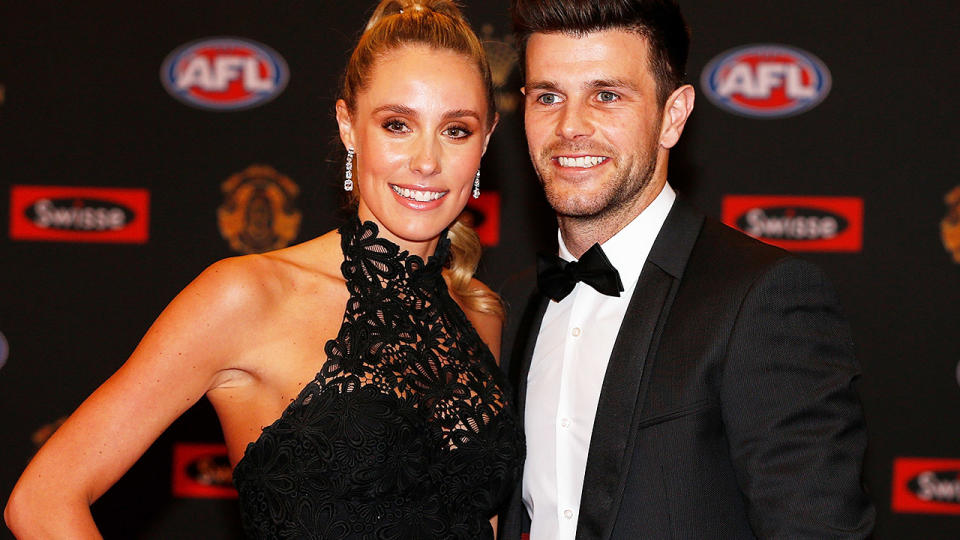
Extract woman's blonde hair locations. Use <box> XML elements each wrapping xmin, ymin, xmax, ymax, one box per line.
<box><xmin>340</xmin><ymin>0</ymin><xmax>503</xmax><ymax>319</ymax></box>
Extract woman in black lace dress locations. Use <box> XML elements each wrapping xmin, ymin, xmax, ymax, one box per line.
<box><xmin>6</xmin><ymin>1</ymin><xmax>523</xmax><ymax>538</ymax></box>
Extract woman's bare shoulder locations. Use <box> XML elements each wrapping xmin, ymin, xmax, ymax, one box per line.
<box><xmin>194</xmin><ymin>229</ymin><xmax>345</xmax><ymax>313</ymax></box>
<box><xmin>260</xmin><ymin>229</ymin><xmax>345</xmax><ymax>285</ymax></box>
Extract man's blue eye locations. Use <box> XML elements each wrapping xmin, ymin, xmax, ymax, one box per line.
<box><xmin>538</xmin><ymin>94</ymin><xmax>559</xmax><ymax>105</ymax></box>
<box><xmin>598</xmin><ymin>91</ymin><xmax>618</xmax><ymax>102</ymax></box>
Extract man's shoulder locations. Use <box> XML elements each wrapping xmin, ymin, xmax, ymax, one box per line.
<box><xmin>700</xmin><ymin>214</ymin><xmax>790</xmax><ymax>260</ymax></box>
<box><xmin>692</xmin><ymin>202</ymin><xmax>785</xmax><ymax>251</ymax></box>
<box><xmin>677</xmin><ymin>212</ymin><xmax>844</xmax><ymax>310</ymax></box>
<box><xmin>659</xmin><ymin>198</ymin><xmax>793</xmax><ymax>276</ymax></box>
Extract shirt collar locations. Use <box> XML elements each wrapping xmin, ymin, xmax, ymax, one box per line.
<box><xmin>557</xmin><ymin>182</ymin><xmax>676</xmax><ymax>290</ymax></box>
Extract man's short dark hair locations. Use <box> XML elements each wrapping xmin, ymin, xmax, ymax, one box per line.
<box><xmin>512</xmin><ymin>0</ymin><xmax>690</xmax><ymax>105</ymax></box>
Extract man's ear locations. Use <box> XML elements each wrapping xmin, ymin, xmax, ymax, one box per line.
<box><xmin>335</xmin><ymin>99</ymin><xmax>355</xmax><ymax>150</ymax></box>
<box><xmin>659</xmin><ymin>84</ymin><xmax>695</xmax><ymax>149</ymax></box>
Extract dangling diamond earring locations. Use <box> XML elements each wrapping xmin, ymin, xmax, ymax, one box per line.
<box><xmin>473</xmin><ymin>169</ymin><xmax>480</xmax><ymax>199</ymax></box>
<box><xmin>344</xmin><ymin>148</ymin><xmax>355</xmax><ymax>192</ymax></box>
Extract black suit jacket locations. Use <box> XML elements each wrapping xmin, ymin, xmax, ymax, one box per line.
<box><xmin>498</xmin><ymin>199</ymin><xmax>874</xmax><ymax>539</ymax></box>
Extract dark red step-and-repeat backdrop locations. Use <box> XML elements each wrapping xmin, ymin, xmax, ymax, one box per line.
<box><xmin>2</xmin><ymin>2</ymin><xmax>958</xmax><ymax>538</ymax></box>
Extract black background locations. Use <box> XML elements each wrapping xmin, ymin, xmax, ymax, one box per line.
<box><xmin>2</xmin><ymin>1</ymin><xmax>959</xmax><ymax>538</ymax></box>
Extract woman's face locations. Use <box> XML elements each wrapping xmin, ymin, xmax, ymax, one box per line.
<box><xmin>337</xmin><ymin>45</ymin><xmax>495</xmax><ymax>255</ymax></box>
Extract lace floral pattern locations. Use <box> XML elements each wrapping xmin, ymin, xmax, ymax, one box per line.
<box><xmin>233</xmin><ymin>216</ymin><xmax>523</xmax><ymax>539</ymax></box>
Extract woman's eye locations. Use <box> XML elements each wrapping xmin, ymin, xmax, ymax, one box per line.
<box><xmin>598</xmin><ymin>91</ymin><xmax>619</xmax><ymax>102</ymax></box>
<box><xmin>383</xmin><ymin>120</ymin><xmax>409</xmax><ymax>133</ymax></box>
<box><xmin>444</xmin><ymin>126</ymin><xmax>472</xmax><ymax>139</ymax></box>
<box><xmin>537</xmin><ymin>93</ymin><xmax>561</xmax><ymax>105</ymax></box>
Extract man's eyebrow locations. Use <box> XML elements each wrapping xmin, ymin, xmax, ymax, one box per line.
<box><xmin>587</xmin><ymin>78</ymin><xmax>640</xmax><ymax>92</ymax></box>
<box><xmin>525</xmin><ymin>80</ymin><xmax>561</xmax><ymax>92</ymax></box>
<box><xmin>525</xmin><ymin>79</ymin><xmax>640</xmax><ymax>93</ymax></box>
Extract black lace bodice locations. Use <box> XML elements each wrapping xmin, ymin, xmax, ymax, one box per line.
<box><xmin>232</xmin><ymin>216</ymin><xmax>523</xmax><ymax>539</ymax></box>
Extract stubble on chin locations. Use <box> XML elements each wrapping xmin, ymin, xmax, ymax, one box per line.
<box><xmin>536</xmin><ymin>152</ymin><xmax>660</xmax><ymax>252</ymax></box>
<box><xmin>532</xmin><ymin>147</ymin><xmax>613</xmax><ymax>218</ymax></box>
<box><xmin>536</xmin><ymin>153</ymin><xmax>652</xmax><ymax>219</ymax></box>
<box><xmin>542</xmin><ymin>181</ymin><xmax>611</xmax><ymax>219</ymax></box>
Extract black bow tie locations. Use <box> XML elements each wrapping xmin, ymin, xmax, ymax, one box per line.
<box><xmin>537</xmin><ymin>243</ymin><xmax>624</xmax><ymax>302</ymax></box>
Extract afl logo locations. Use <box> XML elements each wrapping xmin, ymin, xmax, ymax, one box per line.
<box><xmin>701</xmin><ymin>44</ymin><xmax>831</xmax><ymax>118</ymax></box>
<box><xmin>161</xmin><ymin>37</ymin><xmax>289</xmax><ymax>111</ymax></box>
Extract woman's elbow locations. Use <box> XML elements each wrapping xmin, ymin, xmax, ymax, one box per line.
<box><xmin>4</xmin><ymin>480</ymin><xmax>68</xmax><ymax>537</ymax></box>
<box><xmin>4</xmin><ymin>484</ymin><xmax>32</xmax><ymax>537</ymax></box>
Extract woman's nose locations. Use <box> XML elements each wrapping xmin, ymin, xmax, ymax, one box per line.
<box><xmin>410</xmin><ymin>136</ymin><xmax>441</xmax><ymax>176</ymax></box>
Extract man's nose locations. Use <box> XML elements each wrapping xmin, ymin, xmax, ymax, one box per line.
<box><xmin>556</xmin><ymin>100</ymin><xmax>594</xmax><ymax>140</ymax></box>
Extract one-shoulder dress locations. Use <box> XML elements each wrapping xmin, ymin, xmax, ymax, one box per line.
<box><xmin>232</xmin><ymin>216</ymin><xmax>524</xmax><ymax>539</ymax></box>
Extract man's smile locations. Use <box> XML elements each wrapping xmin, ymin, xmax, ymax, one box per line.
<box><xmin>556</xmin><ymin>155</ymin><xmax>609</xmax><ymax>168</ymax></box>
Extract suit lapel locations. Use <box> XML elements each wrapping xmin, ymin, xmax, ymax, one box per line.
<box><xmin>500</xmin><ymin>287</ymin><xmax>549</xmax><ymax>539</ymax></box>
<box><xmin>575</xmin><ymin>198</ymin><xmax>705</xmax><ymax>540</ymax></box>
<box><xmin>574</xmin><ymin>262</ymin><xmax>674</xmax><ymax>540</ymax></box>
<box><xmin>516</xmin><ymin>294</ymin><xmax>549</xmax><ymax>421</ymax></box>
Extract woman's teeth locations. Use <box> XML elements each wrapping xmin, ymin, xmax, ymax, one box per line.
<box><xmin>391</xmin><ymin>185</ymin><xmax>446</xmax><ymax>202</ymax></box>
<box><xmin>557</xmin><ymin>156</ymin><xmax>607</xmax><ymax>168</ymax></box>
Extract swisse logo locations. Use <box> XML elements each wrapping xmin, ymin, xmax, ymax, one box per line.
<box><xmin>702</xmin><ymin>44</ymin><xmax>831</xmax><ymax>118</ymax></box>
<box><xmin>26</xmin><ymin>198</ymin><xmax>134</xmax><ymax>231</ymax></box>
<box><xmin>738</xmin><ymin>207</ymin><xmax>847</xmax><ymax>241</ymax></box>
<box><xmin>161</xmin><ymin>37</ymin><xmax>289</xmax><ymax>111</ymax></box>
<box><xmin>722</xmin><ymin>195</ymin><xmax>863</xmax><ymax>252</ymax></box>
<box><xmin>10</xmin><ymin>186</ymin><xmax>149</xmax><ymax>243</ymax></box>
<box><xmin>893</xmin><ymin>458</ymin><xmax>960</xmax><ymax>514</ymax></box>
<box><xmin>172</xmin><ymin>443</ymin><xmax>237</xmax><ymax>499</ymax></box>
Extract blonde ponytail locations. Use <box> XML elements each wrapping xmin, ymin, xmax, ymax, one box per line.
<box><xmin>447</xmin><ymin>218</ymin><xmax>505</xmax><ymax>320</ymax></box>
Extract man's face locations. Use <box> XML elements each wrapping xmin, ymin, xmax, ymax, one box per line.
<box><xmin>523</xmin><ymin>30</ymin><xmax>666</xmax><ymax>221</ymax></box>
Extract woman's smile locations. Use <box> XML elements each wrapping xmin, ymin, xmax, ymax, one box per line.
<box><xmin>389</xmin><ymin>184</ymin><xmax>448</xmax><ymax>202</ymax></box>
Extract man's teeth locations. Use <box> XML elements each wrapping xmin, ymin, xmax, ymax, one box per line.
<box><xmin>391</xmin><ymin>185</ymin><xmax>445</xmax><ymax>202</ymax></box>
<box><xmin>558</xmin><ymin>156</ymin><xmax>607</xmax><ymax>168</ymax></box>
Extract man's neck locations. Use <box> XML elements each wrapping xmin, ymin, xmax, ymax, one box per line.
<box><xmin>558</xmin><ymin>182</ymin><xmax>666</xmax><ymax>258</ymax></box>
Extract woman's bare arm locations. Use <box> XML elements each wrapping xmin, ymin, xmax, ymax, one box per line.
<box><xmin>4</xmin><ymin>257</ymin><xmax>268</xmax><ymax>538</ymax></box>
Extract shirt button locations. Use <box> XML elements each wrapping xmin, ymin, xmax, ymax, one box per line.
<box><xmin>571</xmin><ymin>327</ymin><xmax>581</xmax><ymax>337</ymax></box>
<box><xmin>564</xmin><ymin>509</ymin><xmax>574</xmax><ymax>519</ymax></box>
<box><xmin>560</xmin><ymin>418</ymin><xmax>570</xmax><ymax>428</ymax></box>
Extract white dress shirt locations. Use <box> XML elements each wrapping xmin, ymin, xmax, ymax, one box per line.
<box><xmin>522</xmin><ymin>183</ymin><xmax>676</xmax><ymax>539</ymax></box>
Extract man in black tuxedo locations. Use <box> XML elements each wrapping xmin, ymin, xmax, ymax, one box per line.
<box><xmin>498</xmin><ymin>1</ymin><xmax>875</xmax><ymax>538</ymax></box>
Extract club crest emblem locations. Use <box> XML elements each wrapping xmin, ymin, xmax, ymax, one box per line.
<box><xmin>217</xmin><ymin>165</ymin><xmax>301</xmax><ymax>254</ymax></box>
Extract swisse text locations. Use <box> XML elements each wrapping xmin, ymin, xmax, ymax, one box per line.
<box><xmin>26</xmin><ymin>198</ymin><xmax>133</xmax><ymax>231</ymax></box>
<box><xmin>910</xmin><ymin>472</ymin><xmax>960</xmax><ymax>503</ymax></box>
<box><xmin>739</xmin><ymin>208</ymin><xmax>846</xmax><ymax>240</ymax></box>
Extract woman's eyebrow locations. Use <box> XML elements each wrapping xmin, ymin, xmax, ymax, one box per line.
<box><xmin>442</xmin><ymin>109</ymin><xmax>481</xmax><ymax>121</ymax></box>
<box><xmin>372</xmin><ymin>104</ymin><xmax>416</xmax><ymax>116</ymax></box>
